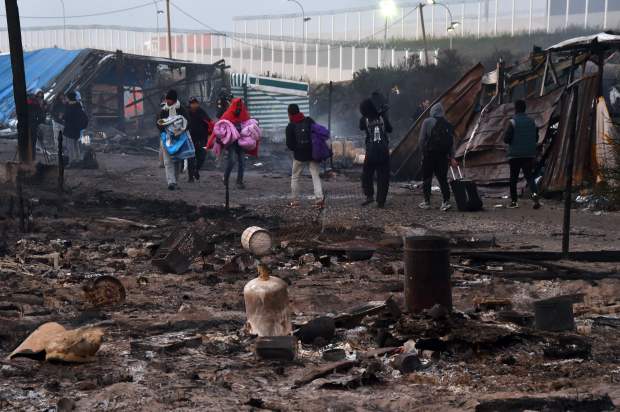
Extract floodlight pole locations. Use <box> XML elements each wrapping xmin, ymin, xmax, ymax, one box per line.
<box><xmin>59</xmin><ymin>0</ymin><xmax>66</xmax><ymax>48</ymax></box>
<box><xmin>166</xmin><ymin>0</ymin><xmax>172</xmax><ymax>58</ymax></box>
<box><xmin>418</xmin><ymin>4</ymin><xmax>429</xmax><ymax>66</ymax></box>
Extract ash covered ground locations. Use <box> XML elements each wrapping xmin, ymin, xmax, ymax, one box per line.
<box><xmin>1</xmin><ymin>139</ymin><xmax>620</xmax><ymax>411</ymax></box>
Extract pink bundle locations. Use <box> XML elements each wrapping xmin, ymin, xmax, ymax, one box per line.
<box><xmin>212</xmin><ymin>119</ymin><xmax>240</xmax><ymax>156</ymax></box>
<box><xmin>238</xmin><ymin>119</ymin><xmax>261</xmax><ymax>151</ymax></box>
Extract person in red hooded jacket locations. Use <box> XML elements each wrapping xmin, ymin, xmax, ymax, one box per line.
<box><xmin>220</xmin><ymin>97</ymin><xmax>250</xmax><ymax>189</ymax></box>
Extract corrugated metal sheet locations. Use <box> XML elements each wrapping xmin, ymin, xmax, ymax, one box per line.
<box><xmin>595</xmin><ymin>97</ymin><xmax>620</xmax><ymax>184</ymax></box>
<box><xmin>390</xmin><ymin>64</ymin><xmax>485</xmax><ymax>181</ymax></box>
<box><xmin>231</xmin><ymin>73</ymin><xmax>309</xmax><ymax>133</ymax></box>
<box><xmin>541</xmin><ymin>76</ymin><xmax>599</xmax><ymax>191</ymax></box>
<box><xmin>457</xmin><ymin>87</ymin><xmax>564</xmax><ymax>184</ymax></box>
<box><xmin>0</xmin><ymin>48</ymin><xmax>82</xmax><ymax>124</ymax></box>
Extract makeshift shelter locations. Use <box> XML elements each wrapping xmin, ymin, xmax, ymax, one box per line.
<box><xmin>390</xmin><ymin>64</ymin><xmax>485</xmax><ymax>181</ymax></box>
<box><xmin>390</xmin><ymin>32</ymin><xmax>620</xmax><ymax>192</ymax></box>
<box><xmin>0</xmin><ymin>48</ymin><xmax>228</xmax><ymax>134</ymax></box>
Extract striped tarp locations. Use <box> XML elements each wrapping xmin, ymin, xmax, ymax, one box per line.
<box><xmin>231</xmin><ymin>73</ymin><xmax>309</xmax><ymax>135</ymax></box>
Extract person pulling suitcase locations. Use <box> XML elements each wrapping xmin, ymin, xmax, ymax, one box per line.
<box><xmin>418</xmin><ymin>103</ymin><xmax>458</xmax><ymax>211</ymax></box>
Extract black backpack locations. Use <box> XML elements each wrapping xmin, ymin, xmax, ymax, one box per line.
<box><xmin>366</xmin><ymin>117</ymin><xmax>389</xmax><ymax>163</ymax></box>
<box><xmin>427</xmin><ymin>117</ymin><xmax>454</xmax><ymax>154</ymax></box>
<box><xmin>294</xmin><ymin>118</ymin><xmax>312</xmax><ymax>149</ymax></box>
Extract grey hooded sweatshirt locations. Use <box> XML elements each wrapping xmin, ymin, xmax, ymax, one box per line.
<box><xmin>419</xmin><ymin>103</ymin><xmax>454</xmax><ymax>158</ymax></box>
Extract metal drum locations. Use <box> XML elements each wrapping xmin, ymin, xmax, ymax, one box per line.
<box><xmin>404</xmin><ymin>236</ymin><xmax>452</xmax><ymax>314</ymax></box>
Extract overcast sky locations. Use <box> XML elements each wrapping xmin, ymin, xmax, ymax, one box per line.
<box><xmin>5</xmin><ymin>0</ymin><xmax>369</xmax><ymax>31</ymax></box>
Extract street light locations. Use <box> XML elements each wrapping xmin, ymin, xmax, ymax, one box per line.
<box><xmin>59</xmin><ymin>0</ymin><xmax>66</xmax><ymax>48</ymax></box>
<box><xmin>152</xmin><ymin>0</ymin><xmax>164</xmax><ymax>56</ymax></box>
<box><xmin>287</xmin><ymin>0</ymin><xmax>310</xmax><ymax>43</ymax></box>
<box><xmin>380</xmin><ymin>0</ymin><xmax>398</xmax><ymax>47</ymax></box>
<box><xmin>425</xmin><ymin>0</ymin><xmax>458</xmax><ymax>49</ymax></box>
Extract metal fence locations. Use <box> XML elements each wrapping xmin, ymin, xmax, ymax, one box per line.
<box><xmin>1</xmin><ymin>26</ymin><xmax>433</xmax><ymax>83</ymax></box>
<box><xmin>234</xmin><ymin>0</ymin><xmax>620</xmax><ymax>42</ymax></box>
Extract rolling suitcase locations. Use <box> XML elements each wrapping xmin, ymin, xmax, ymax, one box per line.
<box><xmin>449</xmin><ymin>167</ymin><xmax>483</xmax><ymax>212</ymax></box>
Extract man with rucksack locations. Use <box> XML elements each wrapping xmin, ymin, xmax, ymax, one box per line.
<box><xmin>418</xmin><ymin>103</ymin><xmax>458</xmax><ymax>211</ymax></box>
<box><xmin>63</xmin><ymin>91</ymin><xmax>89</xmax><ymax>164</ymax></box>
<box><xmin>285</xmin><ymin>104</ymin><xmax>324</xmax><ymax>208</ymax></box>
<box><xmin>504</xmin><ymin>99</ymin><xmax>541</xmax><ymax>209</ymax></box>
<box><xmin>359</xmin><ymin>92</ymin><xmax>392</xmax><ymax>209</ymax></box>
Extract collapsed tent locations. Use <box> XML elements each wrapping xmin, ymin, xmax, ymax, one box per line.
<box><xmin>390</xmin><ymin>32</ymin><xmax>620</xmax><ymax>192</ymax></box>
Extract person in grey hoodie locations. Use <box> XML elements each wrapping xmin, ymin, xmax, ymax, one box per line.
<box><xmin>504</xmin><ymin>99</ymin><xmax>541</xmax><ymax>209</ymax></box>
<box><xmin>418</xmin><ymin>103</ymin><xmax>458</xmax><ymax>211</ymax></box>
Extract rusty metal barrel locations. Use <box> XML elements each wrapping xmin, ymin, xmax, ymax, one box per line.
<box><xmin>404</xmin><ymin>236</ymin><xmax>452</xmax><ymax>313</ymax></box>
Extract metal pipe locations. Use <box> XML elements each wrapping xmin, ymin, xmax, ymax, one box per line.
<box><xmin>565</xmin><ymin>0</ymin><xmax>570</xmax><ymax>30</ymax></box>
<box><xmin>584</xmin><ymin>0</ymin><xmax>589</xmax><ymax>29</ymax></box>
<box><xmin>562</xmin><ymin>86</ymin><xmax>579</xmax><ymax>258</ymax></box>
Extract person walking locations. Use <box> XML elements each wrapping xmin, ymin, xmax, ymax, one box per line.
<box><xmin>26</xmin><ymin>89</ymin><xmax>46</xmax><ymax>159</ymax></box>
<box><xmin>285</xmin><ymin>104</ymin><xmax>324</xmax><ymax>208</ymax></box>
<box><xmin>359</xmin><ymin>92</ymin><xmax>392</xmax><ymax>209</ymax></box>
<box><xmin>157</xmin><ymin>89</ymin><xmax>188</xmax><ymax>190</ymax></box>
<box><xmin>186</xmin><ymin>97</ymin><xmax>211</xmax><ymax>182</ymax></box>
<box><xmin>418</xmin><ymin>103</ymin><xmax>458</xmax><ymax>211</ymax></box>
<box><xmin>504</xmin><ymin>99</ymin><xmax>541</xmax><ymax>209</ymax></box>
<box><xmin>50</xmin><ymin>92</ymin><xmax>67</xmax><ymax>151</ymax></box>
<box><xmin>220</xmin><ymin>98</ymin><xmax>249</xmax><ymax>189</ymax></box>
<box><xmin>63</xmin><ymin>91</ymin><xmax>88</xmax><ymax>164</ymax></box>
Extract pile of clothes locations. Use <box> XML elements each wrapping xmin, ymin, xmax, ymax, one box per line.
<box><xmin>158</xmin><ymin>114</ymin><xmax>196</xmax><ymax>161</ymax></box>
<box><xmin>210</xmin><ymin>98</ymin><xmax>261</xmax><ymax>156</ymax></box>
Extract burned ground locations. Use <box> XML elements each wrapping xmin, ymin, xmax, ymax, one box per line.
<box><xmin>1</xmin><ymin>138</ymin><xmax>620</xmax><ymax>411</ymax></box>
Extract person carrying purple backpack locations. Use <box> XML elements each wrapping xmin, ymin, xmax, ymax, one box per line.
<box><xmin>285</xmin><ymin>104</ymin><xmax>326</xmax><ymax>209</ymax></box>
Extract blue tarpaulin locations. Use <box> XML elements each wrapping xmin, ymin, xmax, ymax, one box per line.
<box><xmin>0</xmin><ymin>48</ymin><xmax>82</xmax><ymax>124</ymax></box>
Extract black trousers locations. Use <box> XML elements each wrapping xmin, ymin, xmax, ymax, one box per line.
<box><xmin>188</xmin><ymin>140</ymin><xmax>206</xmax><ymax>179</ymax></box>
<box><xmin>509</xmin><ymin>157</ymin><xmax>537</xmax><ymax>202</ymax></box>
<box><xmin>421</xmin><ymin>152</ymin><xmax>451</xmax><ymax>203</ymax></box>
<box><xmin>224</xmin><ymin>142</ymin><xmax>245</xmax><ymax>184</ymax></box>
<box><xmin>362</xmin><ymin>158</ymin><xmax>390</xmax><ymax>205</ymax></box>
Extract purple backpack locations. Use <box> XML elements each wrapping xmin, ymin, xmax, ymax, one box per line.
<box><xmin>311</xmin><ymin>123</ymin><xmax>332</xmax><ymax>162</ymax></box>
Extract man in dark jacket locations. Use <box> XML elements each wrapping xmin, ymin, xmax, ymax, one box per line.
<box><xmin>286</xmin><ymin>104</ymin><xmax>324</xmax><ymax>208</ymax></box>
<box><xmin>157</xmin><ymin>89</ymin><xmax>189</xmax><ymax>190</ymax></box>
<box><xmin>418</xmin><ymin>103</ymin><xmax>458</xmax><ymax>211</ymax></box>
<box><xmin>504</xmin><ymin>99</ymin><xmax>541</xmax><ymax>209</ymax></box>
<box><xmin>186</xmin><ymin>97</ymin><xmax>211</xmax><ymax>182</ymax></box>
<box><xmin>359</xmin><ymin>92</ymin><xmax>392</xmax><ymax>208</ymax></box>
<box><xmin>63</xmin><ymin>91</ymin><xmax>87</xmax><ymax>163</ymax></box>
<box><xmin>50</xmin><ymin>92</ymin><xmax>67</xmax><ymax>151</ymax></box>
<box><xmin>26</xmin><ymin>90</ymin><xmax>46</xmax><ymax>159</ymax></box>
